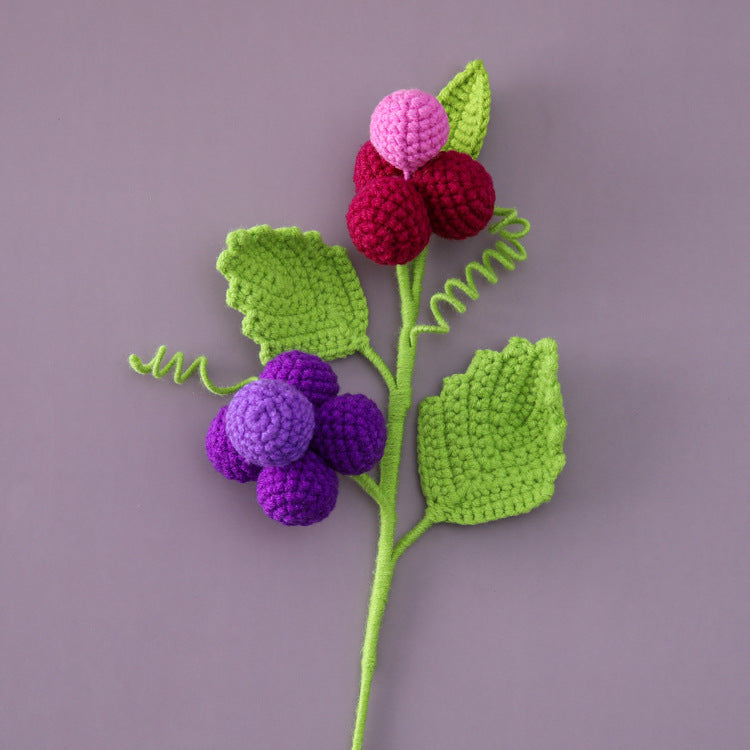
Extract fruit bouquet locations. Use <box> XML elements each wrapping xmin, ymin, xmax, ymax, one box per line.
<box><xmin>129</xmin><ymin>60</ymin><xmax>566</xmax><ymax>749</ymax></box>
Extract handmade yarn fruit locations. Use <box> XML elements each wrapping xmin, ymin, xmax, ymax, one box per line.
<box><xmin>346</xmin><ymin>176</ymin><xmax>431</xmax><ymax>265</ymax></box>
<box><xmin>313</xmin><ymin>394</ymin><xmax>387</xmax><ymax>475</ymax></box>
<box><xmin>206</xmin><ymin>351</ymin><xmax>387</xmax><ymax>526</ymax></box>
<box><xmin>256</xmin><ymin>451</ymin><xmax>338</xmax><ymax>527</ymax></box>
<box><xmin>225</xmin><ymin>379</ymin><xmax>315</xmax><ymax>467</ymax></box>
<box><xmin>206</xmin><ymin>405</ymin><xmax>262</xmax><ymax>483</ymax></box>
<box><xmin>369</xmin><ymin>89</ymin><xmax>449</xmax><ymax>177</ymax></box>
<box><xmin>412</xmin><ymin>150</ymin><xmax>495</xmax><ymax>239</ymax></box>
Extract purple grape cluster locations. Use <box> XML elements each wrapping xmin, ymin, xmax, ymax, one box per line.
<box><xmin>206</xmin><ymin>351</ymin><xmax>387</xmax><ymax>526</ymax></box>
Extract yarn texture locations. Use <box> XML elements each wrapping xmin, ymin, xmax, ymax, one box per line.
<box><xmin>206</xmin><ymin>406</ymin><xmax>261</xmax><ymax>482</ymax></box>
<box><xmin>313</xmin><ymin>394</ymin><xmax>387</xmax><ymax>476</ymax></box>
<box><xmin>217</xmin><ymin>226</ymin><xmax>369</xmax><ymax>363</ymax></box>
<box><xmin>226</xmin><ymin>379</ymin><xmax>315</xmax><ymax>467</ymax></box>
<box><xmin>128</xmin><ymin>59</ymin><xmax>567</xmax><ymax>750</ymax></box>
<box><xmin>346</xmin><ymin>176</ymin><xmax>431</xmax><ymax>265</ymax></box>
<box><xmin>261</xmin><ymin>350</ymin><xmax>339</xmax><ymax>407</ymax></box>
<box><xmin>257</xmin><ymin>451</ymin><xmax>338</xmax><ymax>526</ymax></box>
<box><xmin>437</xmin><ymin>58</ymin><xmax>491</xmax><ymax>160</ymax></box>
<box><xmin>412</xmin><ymin>150</ymin><xmax>495</xmax><ymax>239</ymax></box>
<box><xmin>211</xmin><ymin>351</ymin><xmax>386</xmax><ymax>526</ymax></box>
<box><xmin>417</xmin><ymin>339</ymin><xmax>567</xmax><ymax>524</ymax></box>
<box><xmin>369</xmin><ymin>89</ymin><xmax>449</xmax><ymax>176</ymax></box>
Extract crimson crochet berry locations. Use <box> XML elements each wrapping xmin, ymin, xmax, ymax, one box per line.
<box><xmin>353</xmin><ymin>141</ymin><xmax>401</xmax><ymax>193</ymax></box>
<box><xmin>206</xmin><ymin>406</ymin><xmax>261</xmax><ymax>483</ymax></box>
<box><xmin>257</xmin><ymin>451</ymin><xmax>338</xmax><ymax>526</ymax></box>
<box><xmin>313</xmin><ymin>394</ymin><xmax>387</xmax><ymax>475</ymax></box>
<box><xmin>346</xmin><ymin>176</ymin><xmax>431</xmax><ymax>265</ymax></box>
<box><xmin>412</xmin><ymin>150</ymin><xmax>495</xmax><ymax>239</ymax></box>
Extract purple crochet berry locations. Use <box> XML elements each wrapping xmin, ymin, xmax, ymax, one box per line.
<box><xmin>225</xmin><ymin>380</ymin><xmax>314</xmax><ymax>467</ymax></box>
<box><xmin>261</xmin><ymin>351</ymin><xmax>339</xmax><ymax>407</ymax></box>
<box><xmin>205</xmin><ymin>406</ymin><xmax>261</xmax><ymax>482</ymax></box>
<box><xmin>312</xmin><ymin>394</ymin><xmax>386</xmax><ymax>475</ymax></box>
<box><xmin>257</xmin><ymin>451</ymin><xmax>338</xmax><ymax>526</ymax></box>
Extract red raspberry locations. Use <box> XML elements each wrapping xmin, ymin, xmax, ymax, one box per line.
<box><xmin>353</xmin><ymin>141</ymin><xmax>402</xmax><ymax>192</ymax></box>
<box><xmin>412</xmin><ymin>151</ymin><xmax>495</xmax><ymax>240</ymax></box>
<box><xmin>346</xmin><ymin>176</ymin><xmax>431</xmax><ymax>265</ymax></box>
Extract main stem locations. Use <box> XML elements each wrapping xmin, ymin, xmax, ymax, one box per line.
<box><xmin>351</xmin><ymin>257</ymin><xmax>425</xmax><ymax>750</ymax></box>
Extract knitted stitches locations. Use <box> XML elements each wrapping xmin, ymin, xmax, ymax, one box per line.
<box><xmin>226</xmin><ymin>379</ymin><xmax>315</xmax><ymax>467</ymax></box>
<box><xmin>206</xmin><ymin>406</ymin><xmax>262</xmax><ymax>482</ymax></box>
<box><xmin>313</xmin><ymin>394</ymin><xmax>387</xmax><ymax>476</ymax></box>
<box><xmin>369</xmin><ymin>89</ymin><xmax>449</xmax><ymax>176</ymax></box>
<box><xmin>128</xmin><ymin>59</ymin><xmax>567</xmax><ymax>750</ymax></box>
<box><xmin>346</xmin><ymin>177</ymin><xmax>431</xmax><ymax>265</ymax></box>
<box><xmin>417</xmin><ymin>339</ymin><xmax>566</xmax><ymax>524</ymax></box>
<box><xmin>217</xmin><ymin>226</ymin><xmax>369</xmax><ymax>363</ymax></box>
<box><xmin>257</xmin><ymin>451</ymin><xmax>338</xmax><ymax>526</ymax></box>
<box><xmin>209</xmin><ymin>351</ymin><xmax>386</xmax><ymax>526</ymax></box>
<box><xmin>412</xmin><ymin>150</ymin><xmax>495</xmax><ymax>239</ymax></box>
<box><xmin>437</xmin><ymin>59</ymin><xmax>491</xmax><ymax>160</ymax></box>
<box><xmin>261</xmin><ymin>350</ymin><xmax>339</xmax><ymax>407</ymax></box>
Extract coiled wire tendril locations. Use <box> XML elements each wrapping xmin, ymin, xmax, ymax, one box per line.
<box><xmin>411</xmin><ymin>207</ymin><xmax>529</xmax><ymax>342</ymax></box>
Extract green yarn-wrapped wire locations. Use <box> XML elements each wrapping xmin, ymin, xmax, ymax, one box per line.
<box><xmin>128</xmin><ymin>345</ymin><xmax>256</xmax><ymax>395</ymax></box>
<box><xmin>411</xmin><ymin>207</ymin><xmax>529</xmax><ymax>342</ymax></box>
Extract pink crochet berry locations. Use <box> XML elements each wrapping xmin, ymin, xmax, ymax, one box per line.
<box><xmin>353</xmin><ymin>141</ymin><xmax>402</xmax><ymax>192</ymax></box>
<box><xmin>369</xmin><ymin>89</ymin><xmax>449</xmax><ymax>178</ymax></box>
<box><xmin>346</xmin><ymin>176</ymin><xmax>431</xmax><ymax>265</ymax></box>
<box><xmin>412</xmin><ymin>150</ymin><xmax>495</xmax><ymax>239</ymax></box>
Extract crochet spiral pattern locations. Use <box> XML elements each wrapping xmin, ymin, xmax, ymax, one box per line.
<box><xmin>207</xmin><ymin>350</ymin><xmax>386</xmax><ymax>526</ymax></box>
<box><xmin>128</xmin><ymin>60</ymin><xmax>566</xmax><ymax>750</ymax></box>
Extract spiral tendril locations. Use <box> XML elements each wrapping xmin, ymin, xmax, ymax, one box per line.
<box><xmin>128</xmin><ymin>345</ymin><xmax>256</xmax><ymax>396</ymax></box>
<box><xmin>410</xmin><ymin>207</ymin><xmax>530</xmax><ymax>342</ymax></box>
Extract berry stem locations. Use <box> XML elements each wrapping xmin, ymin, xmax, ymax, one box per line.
<box><xmin>359</xmin><ymin>341</ymin><xmax>396</xmax><ymax>391</ymax></box>
<box><xmin>351</xmin><ymin>249</ymin><xmax>431</xmax><ymax>750</ymax></box>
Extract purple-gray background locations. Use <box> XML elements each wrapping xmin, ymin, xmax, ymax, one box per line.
<box><xmin>2</xmin><ymin>1</ymin><xmax>749</xmax><ymax>748</ymax></box>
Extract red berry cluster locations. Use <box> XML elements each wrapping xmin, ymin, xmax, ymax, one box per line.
<box><xmin>346</xmin><ymin>141</ymin><xmax>496</xmax><ymax>266</ymax></box>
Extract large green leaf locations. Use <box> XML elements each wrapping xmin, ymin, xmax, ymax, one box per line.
<box><xmin>437</xmin><ymin>59</ymin><xmax>491</xmax><ymax>160</ymax></box>
<box><xmin>417</xmin><ymin>338</ymin><xmax>566</xmax><ymax>525</ymax></box>
<box><xmin>217</xmin><ymin>226</ymin><xmax>369</xmax><ymax>363</ymax></box>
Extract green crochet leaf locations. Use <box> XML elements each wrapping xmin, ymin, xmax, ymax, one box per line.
<box><xmin>417</xmin><ymin>338</ymin><xmax>566</xmax><ymax>525</ymax></box>
<box><xmin>437</xmin><ymin>59</ymin><xmax>491</xmax><ymax>160</ymax></box>
<box><xmin>217</xmin><ymin>226</ymin><xmax>369</xmax><ymax>364</ymax></box>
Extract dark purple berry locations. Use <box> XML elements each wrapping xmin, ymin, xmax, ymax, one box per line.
<box><xmin>256</xmin><ymin>451</ymin><xmax>338</xmax><ymax>526</ymax></box>
<box><xmin>312</xmin><ymin>394</ymin><xmax>386</xmax><ymax>475</ymax></box>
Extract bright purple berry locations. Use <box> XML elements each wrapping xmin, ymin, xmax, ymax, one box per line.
<box><xmin>312</xmin><ymin>394</ymin><xmax>386</xmax><ymax>475</ymax></box>
<box><xmin>261</xmin><ymin>351</ymin><xmax>339</xmax><ymax>407</ymax></box>
<box><xmin>257</xmin><ymin>451</ymin><xmax>338</xmax><ymax>526</ymax></box>
<box><xmin>206</xmin><ymin>406</ymin><xmax>261</xmax><ymax>482</ymax></box>
<box><xmin>225</xmin><ymin>380</ymin><xmax>314</xmax><ymax>467</ymax></box>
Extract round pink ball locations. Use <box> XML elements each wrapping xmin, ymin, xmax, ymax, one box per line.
<box><xmin>369</xmin><ymin>89</ymin><xmax>449</xmax><ymax>176</ymax></box>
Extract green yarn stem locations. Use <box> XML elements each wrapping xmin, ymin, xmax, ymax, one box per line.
<box><xmin>128</xmin><ymin>346</ymin><xmax>257</xmax><ymax>396</ymax></box>
<box><xmin>352</xmin><ymin>249</ymin><xmax>434</xmax><ymax>750</ymax></box>
<box><xmin>359</xmin><ymin>341</ymin><xmax>396</xmax><ymax>391</ymax></box>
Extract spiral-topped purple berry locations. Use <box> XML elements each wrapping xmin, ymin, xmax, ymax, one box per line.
<box><xmin>206</xmin><ymin>351</ymin><xmax>387</xmax><ymax>527</ymax></box>
<box><xmin>225</xmin><ymin>379</ymin><xmax>315</xmax><ymax>467</ymax></box>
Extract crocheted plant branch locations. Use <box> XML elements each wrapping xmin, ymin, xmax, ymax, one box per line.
<box><xmin>129</xmin><ymin>60</ymin><xmax>566</xmax><ymax>749</ymax></box>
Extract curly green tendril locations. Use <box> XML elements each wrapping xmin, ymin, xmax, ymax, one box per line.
<box><xmin>128</xmin><ymin>345</ymin><xmax>257</xmax><ymax>395</ymax></box>
<box><xmin>411</xmin><ymin>207</ymin><xmax>529</xmax><ymax>342</ymax></box>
